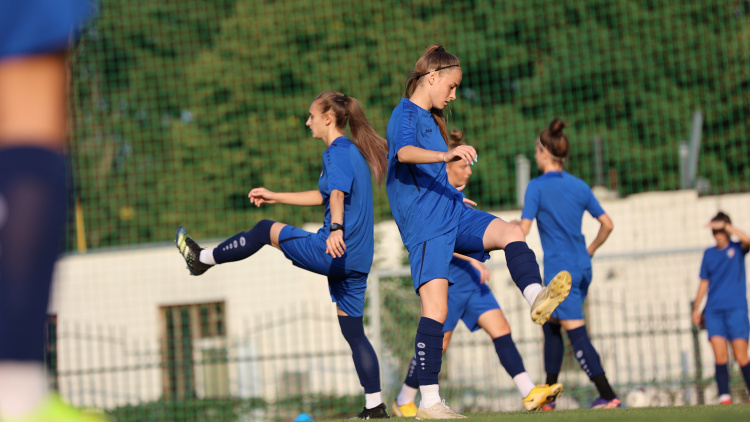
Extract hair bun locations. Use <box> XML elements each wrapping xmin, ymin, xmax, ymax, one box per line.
<box><xmin>549</xmin><ymin>118</ymin><xmax>566</xmax><ymax>136</ymax></box>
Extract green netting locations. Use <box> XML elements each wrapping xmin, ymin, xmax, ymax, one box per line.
<box><xmin>69</xmin><ymin>0</ymin><xmax>750</xmax><ymax>250</ymax></box>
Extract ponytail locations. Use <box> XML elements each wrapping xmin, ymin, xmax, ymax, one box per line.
<box><xmin>314</xmin><ymin>91</ymin><xmax>388</xmax><ymax>185</ymax></box>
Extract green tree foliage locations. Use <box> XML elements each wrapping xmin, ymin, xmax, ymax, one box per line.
<box><xmin>69</xmin><ymin>0</ymin><xmax>750</xmax><ymax>249</ymax></box>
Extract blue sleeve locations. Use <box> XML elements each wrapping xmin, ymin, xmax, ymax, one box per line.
<box><xmin>521</xmin><ymin>180</ymin><xmax>540</xmax><ymax>220</ymax></box>
<box><xmin>392</xmin><ymin>104</ymin><xmax>418</xmax><ymax>156</ymax></box>
<box><xmin>733</xmin><ymin>241</ymin><xmax>749</xmax><ymax>256</ymax></box>
<box><xmin>326</xmin><ymin>147</ymin><xmax>354</xmax><ymax>195</ymax></box>
<box><xmin>585</xmin><ymin>188</ymin><xmax>605</xmax><ymax>219</ymax></box>
<box><xmin>699</xmin><ymin>251</ymin><xmax>710</xmax><ymax>280</ymax></box>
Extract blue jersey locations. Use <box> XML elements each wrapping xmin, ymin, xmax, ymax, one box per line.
<box><xmin>699</xmin><ymin>241</ymin><xmax>748</xmax><ymax>312</ymax></box>
<box><xmin>522</xmin><ymin>171</ymin><xmax>605</xmax><ymax>272</ymax></box>
<box><xmin>386</xmin><ymin>98</ymin><xmax>464</xmax><ymax>249</ymax></box>
<box><xmin>1</xmin><ymin>0</ymin><xmax>91</xmax><ymax>59</ymax></box>
<box><xmin>317</xmin><ymin>137</ymin><xmax>374</xmax><ymax>274</ymax></box>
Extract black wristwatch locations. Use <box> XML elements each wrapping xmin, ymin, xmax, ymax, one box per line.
<box><xmin>330</xmin><ymin>223</ymin><xmax>345</xmax><ymax>232</ymax></box>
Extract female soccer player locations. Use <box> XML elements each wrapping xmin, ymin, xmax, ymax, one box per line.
<box><xmin>176</xmin><ymin>91</ymin><xmax>390</xmax><ymax>419</ymax></box>
<box><xmin>0</xmin><ymin>2</ymin><xmax>105</xmax><ymax>422</ymax></box>
<box><xmin>386</xmin><ymin>44</ymin><xmax>571</xmax><ymax>419</ymax></box>
<box><xmin>518</xmin><ymin>118</ymin><xmax>619</xmax><ymax>409</ymax></box>
<box><xmin>691</xmin><ymin>212</ymin><xmax>750</xmax><ymax>404</ymax></box>
<box><xmin>391</xmin><ymin>130</ymin><xmax>563</xmax><ymax>417</ymax></box>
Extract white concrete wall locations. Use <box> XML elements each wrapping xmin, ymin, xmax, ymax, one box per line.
<box><xmin>48</xmin><ymin>190</ymin><xmax>750</xmax><ymax>408</ymax></box>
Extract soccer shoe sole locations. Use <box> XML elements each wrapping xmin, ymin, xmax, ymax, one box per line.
<box><xmin>523</xmin><ymin>383</ymin><xmax>564</xmax><ymax>411</ymax></box>
<box><xmin>531</xmin><ymin>270</ymin><xmax>572</xmax><ymax>325</ymax></box>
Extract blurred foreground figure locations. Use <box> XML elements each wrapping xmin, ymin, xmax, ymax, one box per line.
<box><xmin>0</xmin><ymin>1</ymin><xmax>107</xmax><ymax>421</ymax></box>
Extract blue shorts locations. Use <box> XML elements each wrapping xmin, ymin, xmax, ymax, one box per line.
<box><xmin>407</xmin><ymin>207</ymin><xmax>496</xmax><ymax>292</ymax></box>
<box><xmin>0</xmin><ymin>0</ymin><xmax>91</xmax><ymax>59</ymax></box>
<box><xmin>444</xmin><ymin>282</ymin><xmax>500</xmax><ymax>333</ymax></box>
<box><xmin>546</xmin><ymin>267</ymin><xmax>591</xmax><ymax>320</ymax></box>
<box><xmin>278</xmin><ymin>225</ymin><xmax>368</xmax><ymax>317</ymax></box>
<box><xmin>704</xmin><ymin>308</ymin><xmax>750</xmax><ymax>341</ymax></box>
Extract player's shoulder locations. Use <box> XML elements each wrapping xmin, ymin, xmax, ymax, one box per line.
<box><xmin>562</xmin><ymin>171</ymin><xmax>589</xmax><ymax>186</ymax></box>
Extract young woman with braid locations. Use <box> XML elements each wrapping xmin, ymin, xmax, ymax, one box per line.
<box><xmin>176</xmin><ymin>91</ymin><xmax>390</xmax><ymax>419</ymax></box>
<box><xmin>386</xmin><ymin>44</ymin><xmax>571</xmax><ymax>419</ymax></box>
<box><xmin>518</xmin><ymin>118</ymin><xmax>620</xmax><ymax>409</ymax></box>
<box><xmin>391</xmin><ymin>129</ymin><xmax>563</xmax><ymax>417</ymax></box>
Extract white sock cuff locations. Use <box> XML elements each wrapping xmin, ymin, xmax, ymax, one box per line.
<box><xmin>397</xmin><ymin>385</ymin><xmax>419</xmax><ymax>406</ymax></box>
<box><xmin>365</xmin><ymin>392</ymin><xmax>382</xmax><ymax>409</ymax></box>
<box><xmin>420</xmin><ymin>384</ymin><xmax>441</xmax><ymax>408</ymax></box>
<box><xmin>200</xmin><ymin>248</ymin><xmax>216</xmax><ymax>265</ymax></box>
<box><xmin>512</xmin><ymin>372</ymin><xmax>535</xmax><ymax>398</ymax></box>
<box><xmin>523</xmin><ymin>284</ymin><xmax>543</xmax><ymax>307</ymax></box>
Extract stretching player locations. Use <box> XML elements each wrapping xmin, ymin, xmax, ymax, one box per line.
<box><xmin>691</xmin><ymin>212</ymin><xmax>750</xmax><ymax>404</ymax></box>
<box><xmin>0</xmin><ymin>2</ymin><xmax>106</xmax><ymax>422</ymax></box>
<box><xmin>391</xmin><ymin>130</ymin><xmax>563</xmax><ymax>417</ymax></box>
<box><xmin>386</xmin><ymin>44</ymin><xmax>571</xmax><ymax>419</ymax></box>
<box><xmin>176</xmin><ymin>91</ymin><xmax>390</xmax><ymax>419</ymax></box>
<box><xmin>518</xmin><ymin>118</ymin><xmax>619</xmax><ymax>409</ymax></box>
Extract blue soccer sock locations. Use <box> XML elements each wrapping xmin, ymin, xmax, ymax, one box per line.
<box><xmin>543</xmin><ymin>322</ymin><xmax>564</xmax><ymax>384</ymax></box>
<box><xmin>567</xmin><ymin>325</ymin><xmax>617</xmax><ymax>399</ymax></box>
<box><xmin>741</xmin><ymin>363</ymin><xmax>750</xmax><ymax>393</ymax></box>
<box><xmin>415</xmin><ymin>317</ymin><xmax>444</xmax><ymax>387</ymax></box>
<box><xmin>493</xmin><ymin>334</ymin><xmax>526</xmax><ymax>378</ymax></box>
<box><xmin>212</xmin><ymin>219</ymin><xmax>274</xmax><ymax>264</ymax></box>
<box><xmin>503</xmin><ymin>241</ymin><xmax>543</xmax><ymax>293</ymax></box>
<box><xmin>404</xmin><ymin>355</ymin><xmax>419</xmax><ymax>388</ymax></box>
<box><xmin>567</xmin><ymin>325</ymin><xmax>604</xmax><ymax>378</ymax></box>
<box><xmin>715</xmin><ymin>363</ymin><xmax>730</xmax><ymax>396</ymax></box>
<box><xmin>0</xmin><ymin>146</ymin><xmax>67</xmax><ymax>362</ymax></box>
<box><xmin>338</xmin><ymin>316</ymin><xmax>381</xmax><ymax>394</ymax></box>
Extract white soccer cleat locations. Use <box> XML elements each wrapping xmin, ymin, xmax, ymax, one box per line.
<box><xmin>531</xmin><ymin>270</ymin><xmax>572</xmax><ymax>324</ymax></box>
<box><xmin>415</xmin><ymin>400</ymin><xmax>466</xmax><ymax>420</ymax></box>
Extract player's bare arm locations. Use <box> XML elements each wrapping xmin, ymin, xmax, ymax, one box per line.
<box><xmin>248</xmin><ymin>187</ymin><xmax>324</xmax><ymax>207</ymax></box>
<box><xmin>587</xmin><ymin>214</ymin><xmax>614</xmax><ymax>257</ymax></box>
<box><xmin>326</xmin><ymin>189</ymin><xmax>346</xmax><ymax>258</ymax></box>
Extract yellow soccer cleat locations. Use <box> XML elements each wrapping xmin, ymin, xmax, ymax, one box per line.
<box><xmin>391</xmin><ymin>400</ymin><xmax>418</xmax><ymax>417</ymax></box>
<box><xmin>3</xmin><ymin>394</ymin><xmax>110</xmax><ymax>422</ymax></box>
<box><xmin>523</xmin><ymin>383</ymin><xmax>564</xmax><ymax>411</ymax></box>
<box><xmin>531</xmin><ymin>271</ymin><xmax>572</xmax><ymax>324</ymax></box>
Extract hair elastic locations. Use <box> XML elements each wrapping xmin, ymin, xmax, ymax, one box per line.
<box><xmin>536</xmin><ymin>137</ymin><xmax>567</xmax><ymax>162</ymax></box>
<box><xmin>417</xmin><ymin>64</ymin><xmax>461</xmax><ymax>78</ymax></box>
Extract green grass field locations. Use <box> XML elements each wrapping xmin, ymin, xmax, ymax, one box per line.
<box><xmin>320</xmin><ymin>404</ymin><xmax>750</xmax><ymax>422</ymax></box>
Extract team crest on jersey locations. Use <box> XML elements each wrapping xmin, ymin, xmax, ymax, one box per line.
<box><xmin>727</xmin><ymin>248</ymin><xmax>735</xmax><ymax>259</ymax></box>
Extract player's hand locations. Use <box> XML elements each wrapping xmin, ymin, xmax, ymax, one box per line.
<box><xmin>469</xmin><ymin>260</ymin><xmax>491</xmax><ymax>284</ymax></box>
<box><xmin>509</xmin><ymin>219</ymin><xmax>521</xmax><ymax>226</ymax></box>
<box><xmin>443</xmin><ymin>144</ymin><xmax>477</xmax><ymax>166</ymax></box>
<box><xmin>462</xmin><ymin>197</ymin><xmax>477</xmax><ymax>207</ymax></box>
<box><xmin>248</xmin><ymin>187</ymin><xmax>277</xmax><ymax>207</ymax></box>
<box><xmin>326</xmin><ymin>230</ymin><xmax>346</xmax><ymax>258</ymax></box>
<box><xmin>707</xmin><ymin>220</ymin><xmax>728</xmax><ymax>232</ymax></box>
<box><xmin>691</xmin><ymin>309</ymin><xmax>702</xmax><ymax>326</ymax></box>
